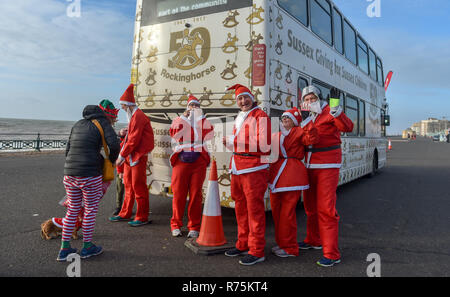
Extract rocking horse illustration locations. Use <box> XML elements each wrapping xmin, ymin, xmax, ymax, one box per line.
<box><xmin>220</xmin><ymin>60</ymin><xmax>238</xmax><ymax>80</ymax></box>
<box><xmin>223</xmin><ymin>10</ymin><xmax>240</xmax><ymax>28</ymax></box>
<box><xmin>145</xmin><ymin>68</ymin><xmax>157</xmax><ymax>86</ymax></box>
<box><xmin>168</xmin><ymin>29</ymin><xmax>205</xmax><ymax>70</ymax></box>
<box><xmin>144</xmin><ymin>91</ymin><xmax>156</xmax><ymax>108</ymax></box>
<box><xmin>199</xmin><ymin>87</ymin><xmax>213</xmax><ymax>107</ymax></box>
<box><xmin>222</xmin><ymin>33</ymin><xmax>239</xmax><ymax>54</ymax></box>
<box><xmin>246</xmin><ymin>4</ymin><xmax>265</xmax><ymax>25</ymax></box>
<box><xmin>161</xmin><ymin>89</ymin><xmax>173</xmax><ymax>107</ymax></box>
<box><xmin>178</xmin><ymin>88</ymin><xmax>191</xmax><ymax>107</ymax></box>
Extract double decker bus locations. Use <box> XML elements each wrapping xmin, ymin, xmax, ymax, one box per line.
<box><xmin>130</xmin><ymin>0</ymin><xmax>390</xmax><ymax>209</ymax></box>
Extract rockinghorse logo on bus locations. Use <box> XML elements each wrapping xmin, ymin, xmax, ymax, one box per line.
<box><xmin>168</xmin><ymin>27</ymin><xmax>211</xmax><ymax>70</ymax></box>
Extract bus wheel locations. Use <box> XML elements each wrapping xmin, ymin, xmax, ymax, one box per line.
<box><xmin>368</xmin><ymin>150</ymin><xmax>378</xmax><ymax>178</ymax></box>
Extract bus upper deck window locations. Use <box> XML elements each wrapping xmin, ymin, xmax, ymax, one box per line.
<box><xmin>357</xmin><ymin>37</ymin><xmax>369</xmax><ymax>74</ymax></box>
<box><xmin>311</xmin><ymin>0</ymin><xmax>332</xmax><ymax>45</ymax></box>
<box><xmin>369</xmin><ymin>49</ymin><xmax>377</xmax><ymax>81</ymax></box>
<box><xmin>344</xmin><ymin>20</ymin><xmax>357</xmax><ymax>65</ymax></box>
<box><xmin>333</xmin><ymin>9</ymin><xmax>343</xmax><ymax>54</ymax></box>
<box><xmin>278</xmin><ymin>0</ymin><xmax>308</xmax><ymax>26</ymax></box>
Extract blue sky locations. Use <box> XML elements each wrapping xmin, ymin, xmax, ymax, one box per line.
<box><xmin>0</xmin><ymin>0</ymin><xmax>449</xmax><ymax>134</ymax></box>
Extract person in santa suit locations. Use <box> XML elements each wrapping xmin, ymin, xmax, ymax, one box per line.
<box><xmin>222</xmin><ymin>84</ymin><xmax>271</xmax><ymax>266</ymax></box>
<box><xmin>269</xmin><ymin>107</ymin><xmax>319</xmax><ymax>258</ymax></box>
<box><xmin>169</xmin><ymin>95</ymin><xmax>214</xmax><ymax>238</ymax></box>
<box><xmin>299</xmin><ymin>86</ymin><xmax>354</xmax><ymax>267</ymax></box>
<box><xmin>109</xmin><ymin>84</ymin><xmax>155</xmax><ymax>227</ymax></box>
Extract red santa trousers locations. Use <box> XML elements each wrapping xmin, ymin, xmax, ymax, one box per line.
<box><xmin>118</xmin><ymin>155</ymin><xmax>149</xmax><ymax>222</ymax></box>
<box><xmin>170</xmin><ymin>157</ymin><xmax>207</xmax><ymax>232</ymax></box>
<box><xmin>303</xmin><ymin>168</ymin><xmax>341</xmax><ymax>260</ymax></box>
<box><xmin>270</xmin><ymin>190</ymin><xmax>301</xmax><ymax>256</ymax></box>
<box><xmin>231</xmin><ymin>169</ymin><xmax>268</xmax><ymax>258</ymax></box>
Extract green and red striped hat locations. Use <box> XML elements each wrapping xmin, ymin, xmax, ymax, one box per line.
<box><xmin>99</xmin><ymin>99</ymin><xmax>119</xmax><ymax>119</ymax></box>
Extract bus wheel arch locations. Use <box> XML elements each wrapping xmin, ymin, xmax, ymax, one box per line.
<box><xmin>369</xmin><ymin>149</ymin><xmax>379</xmax><ymax>177</ymax></box>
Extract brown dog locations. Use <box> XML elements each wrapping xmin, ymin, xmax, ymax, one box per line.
<box><xmin>40</xmin><ymin>218</ymin><xmax>80</xmax><ymax>240</ymax></box>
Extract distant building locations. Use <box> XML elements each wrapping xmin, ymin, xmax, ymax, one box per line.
<box><xmin>409</xmin><ymin>118</ymin><xmax>450</xmax><ymax>136</ymax></box>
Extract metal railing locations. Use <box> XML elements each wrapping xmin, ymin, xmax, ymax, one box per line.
<box><xmin>0</xmin><ymin>133</ymin><xmax>69</xmax><ymax>151</ymax></box>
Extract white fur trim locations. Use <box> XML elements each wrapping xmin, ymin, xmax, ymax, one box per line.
<box><xmin>282</xmin><ymin>112</ymin><xmax>299</xmax><ymax>127</ymax></box>
<box><xmin>52</xmin><ymin>218</ymin><xmax>63</xmax><ymax>228</ymax></box>
<box><xmin>307</xmin><ymin>163</ymin><xmax>342</xmax><ymax>169</ymax></box>
<box><xmin>188</xmin><ymin>100</ymin><xmax>200</xmax><ymax>106</ymax></box>
<box><xmin>330</xmin><ymin>105</ymin><xmax>343</xmax><ymax>118</ymax></box>
<box><xmin>119</xmin><ymin>100</ymin><xmax>136</xmax><ymax>106</ymax></box>
<box><xmin>236</xmin><ymin>92</ymin><xmax>254</xmax><ymax>102</ymax></box>
<box><xmin>270</xmin><ymin>185</ymin><xmax>310</xmax><ymax>193</ymax></box>
<box><xmin>301</xmin><ymin>117</ymin><xmax>312</xmax><ymax>128</ymax></box>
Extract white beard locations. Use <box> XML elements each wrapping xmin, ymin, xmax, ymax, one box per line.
<box><xmin>126</xmin><ymin>108</ymin><xmax>134</xmax><ymax>123</ymax></box>
<box><xmin>309</xmin><ymin>101</ymin><xmax>322</xmax><ymax>114</ymax></box>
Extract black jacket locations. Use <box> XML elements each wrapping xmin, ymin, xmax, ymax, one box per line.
<box><xmin>64</xmin><ymin>105</ymin><xmax>120</xmax><ymax>177</ymax></box>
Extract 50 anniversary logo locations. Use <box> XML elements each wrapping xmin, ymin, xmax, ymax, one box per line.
<box><xmin>161</xmin><ymin>26</ymin><xmax>216</xmax><ymax>83</ymax></box>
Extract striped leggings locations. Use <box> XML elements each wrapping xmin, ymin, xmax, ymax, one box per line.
<box><xmin>62</xmin><ymin>175</ymin><xmax>103</xmax><ymax>242</ymax></box>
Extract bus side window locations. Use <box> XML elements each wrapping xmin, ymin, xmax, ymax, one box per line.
<box><xmin>359</xmin><ymin>100</ymin><xmax>365</xmax><ymax>136</ymax></box>
<box><xmin>344</xmin><ymin>20</ymin><xmax>357</xmax><ymax>65</ymax></box>
<box><xmin>278</xmin><ymin>0</ymin><xmax>309</xmax><ymax>27</ymax></box>
<box><xmin>377</xmin><ymin>58</ymin><xmax>384</xmax><ymax>87</ymax></box>
<box><xmin>312</xmin><ymin>81</ymin><xmax>330</xmax><ymax>102</ymax></box>
<box><xmin>297</xmin><ymin>77</ymin><xmax>309</xmax><ymax>107</ymax></box>
<box><xmin>345</xmin><ymin>95</ymin><xmax>359</xmax><ymax>136</ymax></box>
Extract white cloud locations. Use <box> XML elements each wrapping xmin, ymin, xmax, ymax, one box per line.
<box><xmin>0</xmin><ymin>0</ymin><xmax>134</xmax><ymax>80</ymax></box>
<box><xmin>0</xmin><ymin>0</ymin><xmax>136</xmax><ymax>121</ymax></box>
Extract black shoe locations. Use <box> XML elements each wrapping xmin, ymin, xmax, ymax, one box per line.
<box><xmin>224</xmin><ymin>248</ymin><xmax>248</xmax><ymax>257</ymax></box>
<box><xmin>239</xmin><ymin>254</ymin><xmax>265</xmax><ymax>266</ymax></box>
<box><xmin>112</xmin><ymin>208</ymin><xmax>121</xmax><ymax>216</ymax></box>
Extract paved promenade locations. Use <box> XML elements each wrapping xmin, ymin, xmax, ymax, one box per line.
<box><xmin>1</xmin><ymin>137</ymin><xmax>449</xmax><ymax>278</ymax></box>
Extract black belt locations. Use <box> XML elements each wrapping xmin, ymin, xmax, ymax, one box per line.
<box><xmin>233</xmin><ymin>152</ymin><xmax>259</xmax><ymax>157</ymax></box>
<box><xmin>305</xmin><ymin>145</ymin><xmax>341</xmax><ymax>153</ymax></box>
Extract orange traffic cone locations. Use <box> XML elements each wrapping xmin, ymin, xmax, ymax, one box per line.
<box><xmin>388</xmin><ymin>139</ymin><xmax>392</xmax><ymax>150</ymax></box>
<box><xmin>196</xmin><ymin>159</ymin><xmax>226</xmax><ymax>246</ymax></box>
<box><xmin>184</xmin><ymin>158</ymin><xmax>233</xmax><ymax>255</ymax></box>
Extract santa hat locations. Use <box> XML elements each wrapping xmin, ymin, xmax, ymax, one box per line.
<box><xmin>119</xmin><ymin>84</ymin><xmax>136</xmax><ymax>106</ymax></box>
<box><xmin>301</xmin><ymin>85</ymin><xmax>321</xmax><ymax>101</ymax></box>
<box><xmin>227</xmin><ymin>84</ymin><xmax>254</xmax><ymax>102</ymax></box>
<box><xmin>282</xmin><ymin>107</ymin><xmax>302</xmax><ymax>127</ymax></box>
<box><xmin>187</xmin><ymin>94</ymin><xmax>200</xmax><ymax>107</ymax></box>
<box><xmin>99</xmin><ymin>99</ymin><xmax>119</xmax><ymax>119</ymax></box>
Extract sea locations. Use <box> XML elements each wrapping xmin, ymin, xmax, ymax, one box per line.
<box><xmin>0</xmin><ymin>118</ymin><xmax>128</xmax><ymax>141</ymax></box>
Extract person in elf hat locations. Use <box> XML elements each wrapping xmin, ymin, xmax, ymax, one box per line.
<box><xmin>222</xmin><ymin>84</ymin><xmax>271</xmax><ymax>266</ymax></box>
<box><xmin>269</xmin><ymin>107</ymin><xmax>319</xmax><ymax>258</ymax></box>
<box><xmin>98</xmin><ymin>99</ymin><xmax>119</xmax><ymax>125</ymax></box>
<box><xmin>98</xmin><ymin>99</ymin><xmax>125</xmax><ymax>216</ymax></box>
<box><xmin>299</xmin><ymin>86</ymin><xmax>354</xmax><ymax>267</ymax></box>
<box><xmin>109</xmin><ymin>84</ymin><xmax>155</xmax><ymax>227</ymax></box>
<box><xmin>169</xmin><ymin>95</ymin><xmax>214</xmax><ymax>238</ymax></box>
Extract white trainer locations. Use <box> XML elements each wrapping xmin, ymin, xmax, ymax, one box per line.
<box><xmin>274</xmin><ymin>248</ymin><xmax>296</xmax><ymax>258</ymax></box>
<box><xmin>172</xmin><ymin>229</ymin><xmax>182</xmax><ymax>237</ymax></box>
<box><xmin>187</xmin><ymin>230</ymin><xmax>199</xmax><ymax>238</ymax></box>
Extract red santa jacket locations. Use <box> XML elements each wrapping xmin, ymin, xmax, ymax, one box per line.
<box><xmin>169</xmin><ymin>114</ymin><xmax>214</xmax><ymax>167</ymax></box>
<box><xmin>120</xmin><ymin>108</ymin><xmax>154</xmax><ymax>166</ymax></box>
<box><xmin>228</xmin><ymin>106</ymin><xmax>271</xmax><ymax>175</ymax></box>
<box><xmin>305</xmin><ymin>102</ymin><xmax>354</xmax><ymax>169</ymax></box>
<box><xmin>269</xmin><ymin>120</ymin><xmax>319</xmax><ymax>193</ymax></box>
